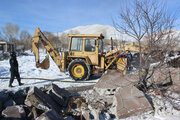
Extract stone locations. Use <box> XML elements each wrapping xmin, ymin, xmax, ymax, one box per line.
<box><xmin>114</xmin><ymin>88</ymin><xmax>153</xmax><ymax>119</ymax></box>
<box><xmin>2</xmin><ymin>105</ymin><xmax>26</xmax><ymax>119</ymax></box>
<box><xmin>94</xmin><ymin>70</ymin><xmax>139</xmax><ymax>90</ymax></box>
<box><xmin>65</xmin><ymin>116</ymin><xmax>75</xmax><ymax>120</ymax></box>
<box><xmin>3</xmin><ymin>98</ymin><xmax>16</xmax><ymax>108</ymax></box>
<box><xmin>149</xmin><ymin>67</ymin><xmax>180</xmax><ymax>93</ymax></box>
<box><xmin>25</xmin><ymin>87</ymin><xmax>61</xmax><ymax>113</ymax></box>
<box><xmin>0</xmin><ymin>101</ymin><xmax>2</xmax><ymax>111</ymax></box>
<box><xmin>82</xmin><ymin>110</ymin><xmax>90</xmax><ymax>120</ymax></box>
<box><xmin>37</xmin><ymin>109</ymin><xmax>63</xmax><ymax>120</ymax></box>
<box><xmin>0</xmin><ymin>90</ymin><xmax>10</xmax><ymax>103</ymax></box>
<box><xmin>65</xmin><ymin>85</ymin><xmax>94</xmax><ymax>93</ymax></box>
<box><xmin>114</xmin><ymin>93</ymin><xmax>123</xmax><ymax>110</ymax></box>
<box><xmin>47</xmin><ymin>84</ymin><xmax>70</xmax><ymax>107</ymax></box>
<box><xmin>14</xmin><ymin>90</ymin><xmax>26</xmax><ymax>105</ymax></box>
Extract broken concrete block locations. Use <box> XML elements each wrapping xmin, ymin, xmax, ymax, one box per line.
<box><xmin>94</xmin><ymin>70</ymin><xmax>138</xmax><ymax>94</ymax></box>
<box><xmin>14</xmin><ymin>89</ymin><xmax>27</xmax><ymax>105</ymax></box>
<box><xmin>2</xmin><ymin>105</ymin><xmax>26</xmax><ymax>119</ymax></box>
<box><xmin>37</xmin><ymin>109</ymin><xmax>63</xmax><ymax>120</ymax></box>
<box><xmin>25</xmin><ymin>87</ymin><xmax>61</xmax><ymax>113</ymax></box>
<box><xmin>65</xmin><ymin>85</ymin><xmax>94</xmax><ymax>93</ymax></box>
<box><xmin>3</xmin><ymin>98</ymin><xmax>16</xmax><ymax>108</ymax></box>
<box><xmin>82</xmin><ymin>111</ymin><xmax>90</xmax><ymax>120</ymax></box>
<box><xmin>47</xmin><ymin>84</ymin><xmax>70</xmax><ymax>107</ymax></box>
<box><xmin>114</xmin><ymin>87</ymin><xmax>153</xmax><ymax>119</ymax></box>
<box><xmin>0</xmin><ymin>90</ymin><xmax>8</xmax><ymax>102</ymax></box>
<box><xmin>0</xmin><ymin>90</ymin><xmax>12</xmax><ymax>103</ymax></box>
<box><xmin>0</xmin><ymin>101</ymin><xmax>2</xmax><ymax>111</ymax></box>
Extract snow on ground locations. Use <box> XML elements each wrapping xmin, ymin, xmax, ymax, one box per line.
<box><xmin>0</xmin><ymin>50</ymin><xmax>99</xmax><ymax>92</ymax></box>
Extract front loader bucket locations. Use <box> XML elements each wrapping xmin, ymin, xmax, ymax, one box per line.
<box><xmin>36</xmin><ymin>55</ymin><xmax>50</xmax><ymax>69</ymax></box>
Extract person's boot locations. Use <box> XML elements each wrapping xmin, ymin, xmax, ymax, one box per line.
<box><xmin>9</xmin><ymin>84</ymin><xmax>14</xmax><ymax>87</ymax></box>
<box><xmin>19</xmin><ymin>83</ymin><xmax>24</xmax><ymax>86</ymax></box>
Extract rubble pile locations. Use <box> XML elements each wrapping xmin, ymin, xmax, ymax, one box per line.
<box><xmin>0</xmin><ymin>84</ymin><xmax>96</xmax><ymax>120</ymax></box>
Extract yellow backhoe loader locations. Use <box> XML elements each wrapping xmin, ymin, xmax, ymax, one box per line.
<box><xmin>32</xmin><ymin>27</ymin><xmax>147</xmax><ymax>81</ymax></box>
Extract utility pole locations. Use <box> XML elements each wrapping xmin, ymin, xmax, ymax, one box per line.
<box><xmin>111</xmin><ymin>37</ymin><xmax>113</xmax><ymax>50</ymax></box>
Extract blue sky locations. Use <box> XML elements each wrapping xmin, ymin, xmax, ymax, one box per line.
<box><xmin>0</xmin><ymin>0</ymin><xmax>180</xmax><ymax>35</ymax></box>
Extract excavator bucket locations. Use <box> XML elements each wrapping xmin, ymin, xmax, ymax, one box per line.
<box><xmin>36</xmin><ymin>55</ymin><xmax>50</xmax><ymax>69</ymax></box>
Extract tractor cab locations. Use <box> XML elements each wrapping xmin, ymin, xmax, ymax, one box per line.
<box><xmin>68</xmin><ymin>34</ymin><xmax>104</xmax><ymax>66</ymax></box>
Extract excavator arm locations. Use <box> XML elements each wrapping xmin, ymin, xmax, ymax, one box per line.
<box><xmin>104</xmin><ymin>42</ymin><xmax>148</xmax><ymax>75</ymax></box>
<box><xmin>32</xmin><ymin>27</ymin><xmax>62</xmax><ymax>70</ymax></box>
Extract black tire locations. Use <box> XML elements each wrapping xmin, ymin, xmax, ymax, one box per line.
<box><xmin>68</xmin><ymin>59</ymin><xmax>91</xmax><ymax>81</ymax></box>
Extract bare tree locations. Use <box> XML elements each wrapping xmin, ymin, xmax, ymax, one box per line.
<box><xmin>2</xmin><ymin>22</ymin><xmax>19</xmax><ymax>44</ymax></box>
<box><xmin>114</xmin><ymin>0</ymin><xmax>178</xmax><ymax>91</ymax></box>
<box><xmin>0</xmin><ymin>31</ymin><xmax>3</xmax><ymax>40</ymax></box>
<box><xmin>43</xmin><ymin>31</ymin><xmax>61</xmax><ymax>48</ymax></box>
<box><xmin>59</xmin><ymin>32</ymin><xmax>68</xmax><ymax>50</ymax></box>
<box><xmin>59</xmin><ymin>30</ymin><xmax>80</xmax><ymax>50</ymax></box>
<box><xmin>20</xmin><ymin>30</ymin><xmax>32</xmax><ymax>50</ymax></box>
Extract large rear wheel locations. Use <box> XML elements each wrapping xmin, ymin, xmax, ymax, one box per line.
<box><xmin>68</xmin><ymin>59</ymin><xmax>91</xmax><ymax>81</ymax></box>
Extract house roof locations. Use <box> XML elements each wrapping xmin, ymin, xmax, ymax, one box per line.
<box><xmin>0</xmin><ymin>40</ymin><xmax>13</xmax><ymax>44</ymax></box>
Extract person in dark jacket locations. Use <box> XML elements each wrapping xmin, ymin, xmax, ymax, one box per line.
<box><xmin>127</xmin><ymin>50</ymin><xmax>133</xmax><ymax>70</ymax></box>
<box><xmin>9</xmin><ymin>51</ymin><xmax>23</xmax><ymax>87</ymax></box>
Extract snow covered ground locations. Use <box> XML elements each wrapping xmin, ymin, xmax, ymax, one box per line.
<box><xmin>0</xmin><ymin>50</ymin><xmax>98</xmax><ymax>92</ymax></box>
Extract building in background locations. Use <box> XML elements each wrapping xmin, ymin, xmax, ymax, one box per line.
<box><xmin>0</xmin><ymin>40</ymin><xmax>14</xmax><ymax>54</ymax></box>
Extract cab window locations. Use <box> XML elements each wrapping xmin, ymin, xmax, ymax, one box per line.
<box><xmin>71</xmin><ymin>37</ymin><xmax>82</xmax><ymax>51</ymax></box>
<box><xmin>85</xmin><ymin>39</ymin><xmax>96</xmax><ymax>52</ymax></box>
<box><xmin>98</xmin><ymin>39</ymin><xmax>103</xmax><ymax>53</ymax></box>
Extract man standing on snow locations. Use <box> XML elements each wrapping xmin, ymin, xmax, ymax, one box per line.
<box><xmin>9</xmin><ymin>51</ymin><xmax>23</xmax><ymax>87</ymax></box>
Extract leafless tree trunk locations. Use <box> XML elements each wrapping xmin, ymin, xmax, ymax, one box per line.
<box><xmin>20</xmin><ymin>30</ymin><xmax>32</xmax><ymax>51</ymax></box>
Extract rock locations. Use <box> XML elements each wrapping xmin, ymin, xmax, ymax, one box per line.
<box><xmin>25</xmin><ymin>87</ymin><xmax>61</xmax><ymax>113</ymax></box>
<box><xmin>64</xmin><ymin>116</ymin><xmax>75</xmax><ymax>120</ymax></box>
<box><xmin>14</xmin><ymin>90</ymin><xmax>26</xmax><ymax>105</ymax></box>
<box><xmin>82</xmin><ymin>110</ymin><xmax>90</xmax><ymax>120</ymax></box>
<box><xmin>168</xmin><ymin>68</ymin><xmax>180</xmax><ymax>93</ymax></box>
<box><xmin>47</xmin><ymin>84</ymin><xmax>70</xmax><ymax>107</ymax></box>
<box><xmin>0</xmin><ymin>90</ymin><xmax>11</xmax><ymax>103</ymax></box>
<box><xmin>114</xmin><ymin>87</ymin><xmax>153</xmax><ymax>119</ymax></box>
<box><xmin>3</xmin><ymin>99</ymin><xmax>16</xmax><ymax>108</ymax></box>
<box><xmin>94</xmin><ymin>70</ymin><xmax>138</xmax><ymax>94</ymax></box>
<box><xmin>149</xmin><ymin>67</ymin><xmax>180</xmax><ymax>93</ymax></box>
<box><xmin>0</xmin><ymin>101</ymin><xmax>2</xmax><ymax>111</ymax></box>
<box><xmin>37</xmin><ymin>109</ymin><xmax>63</xmax><ymax>120</ymax></box>
<box><xmin>2</xmin><ymin>105</ymin><xmax>26</xmax><ymax>119</ymax></box>
<box><xmin>65</xmin><ymin>85</ymin><xmax>94</xmax><ymax>93</ymax></box>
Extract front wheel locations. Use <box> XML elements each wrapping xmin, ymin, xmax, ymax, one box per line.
<box><xmin>68</xmin><ymin>59</ymin><xmax>91</xmax><ymax>81</ymax></box>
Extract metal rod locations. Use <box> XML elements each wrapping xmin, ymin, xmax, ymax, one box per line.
<box><xmin>0</xmin><ymin>77</ymin><xmax>97</xmax><ymax>83</ymax></box>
